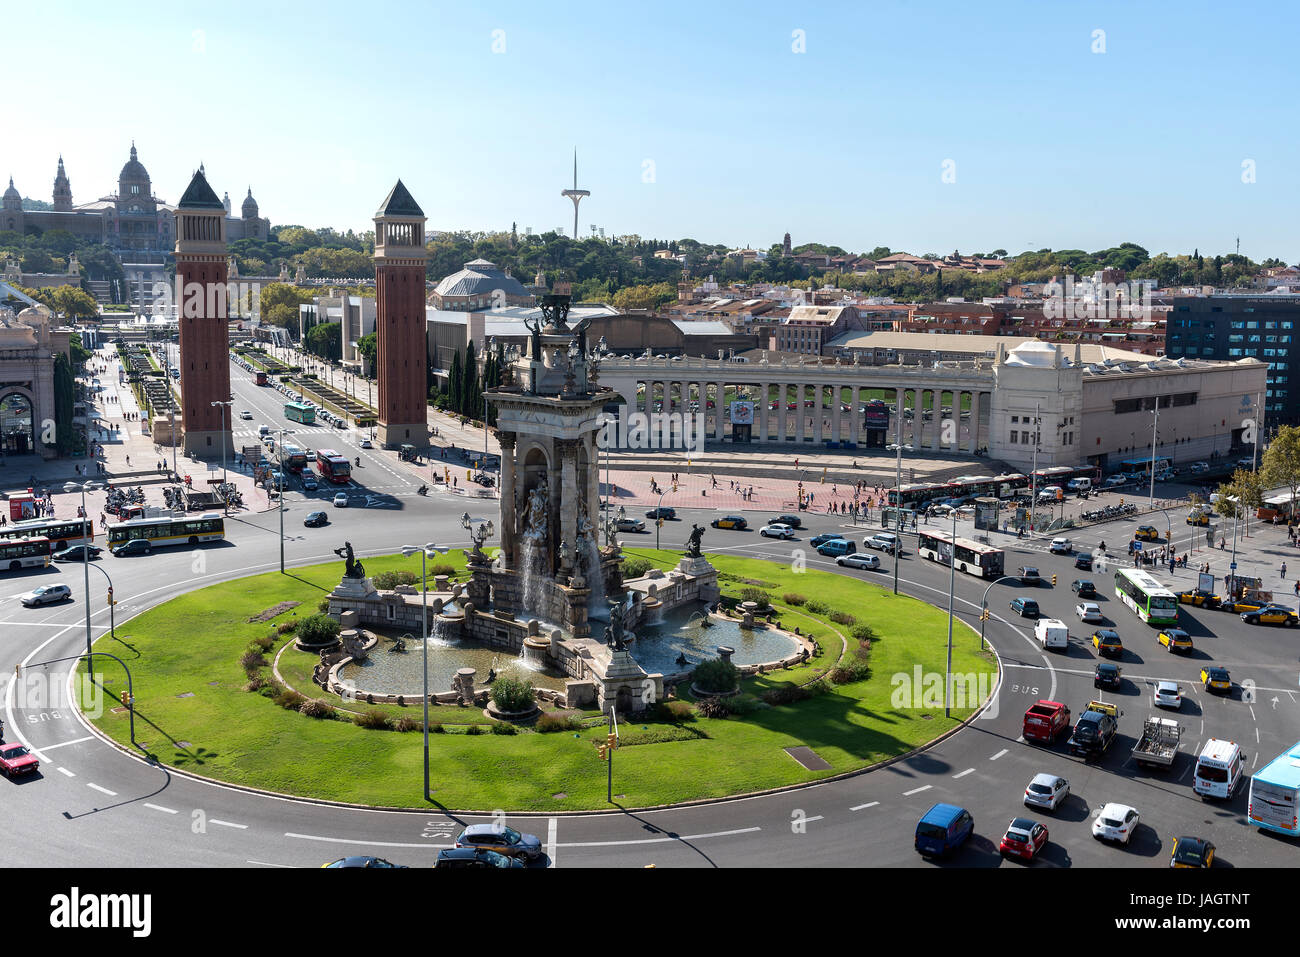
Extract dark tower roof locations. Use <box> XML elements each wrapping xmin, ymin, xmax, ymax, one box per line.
<box><xmin>376</xmin><ymin>179</ymin><xmax>424</xmax><ymax>218</ymax></box>
<box><xmin>177</xmin><ymin>168</ymin><xmax>225</xmax><ymax>210</ymax></box>
<box><xmin>241</xmin><ymin>187</ymin><xmax>259</xmax><ymax>218</ymax></box>
<box><xmin>119</xmin><ymin>142</ymin><xmax>149</xmax><ymax>183</ymax></box>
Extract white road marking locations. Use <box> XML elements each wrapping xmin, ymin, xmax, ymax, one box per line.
<box><xmin>1256</xmin><ymin>727</ymin><xmax>1261</xmax><ymax>743</ymax></box>
<box><xmin>547</xmin><ymin>817</ymin><xmax>557</xmax><ymax>868</ymax></box>
<box><xmin>87</xmin><ymin>783</ymin><xmax>116</xmax><ymax>796</ymax></box>
<box><xmin>903</xmin><ymin>785</ymin><xmax>932</xmax><ymax>796</ymax></box>
<box><xmin>850</xmin><ymin>801</ymin><xmax>879</xmax><ymax>811</ymax></box>
<box><xmin>248</xmin><ymin>860</ymin><xmax>295</xmax><ymax>868</ymax></box>
<box><xmin>559</xmin><ymin>826</ymin><xmax>762</xmax><ymax>848</ymax></box>
<box><xmin>286</xmin><ymin>832</ymin><xmax>452</xmax><ymax>849</ymax></box>
<box><xmin>990</xmin><ymin>749</ymin><xmax>1008</xmax><ymax>761</ymax></box>
<box><xmin>1250</xmin><ymin>705</ymin><xmax>1257</xmax><ymax>722</ymax></box>
<box><xmin>35</xmin><ymin>735</ymin><xmax>95</xmax><ymax>752</ymax></box>
<box><xmin>210</xmin><ymin>819</ymin><xmax>248</xmax><ymax>830</ymax></box>
<box><xmin>953</xmin><ymin>768</ymin><xmax>975</xmax><ymax>779</ymax></box>
<box><xmin>802</xmin><ymin>815</ymin><xmax>825</xmax><ymax>824</ymax></box>
<box><xmin>57</xmin><ymin>766</ymin><xmax>75</xmax><ymax>778</ymax></box>
<box><xmin>144</xmin><ymin>803</ymin><xmax>177</xmax><ymax>814</ymax></box>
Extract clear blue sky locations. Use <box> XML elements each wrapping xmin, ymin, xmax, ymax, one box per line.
<box><xmin>7</xmin><ymin>0</ymin><xmax>1297</xmax><ymax>261</ymax></box>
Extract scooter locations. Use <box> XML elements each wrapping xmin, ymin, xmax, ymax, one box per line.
<box><xmin>417</xmin><ymin>485</ymin><xmax>428</xmax><ymax>496</ymax></box>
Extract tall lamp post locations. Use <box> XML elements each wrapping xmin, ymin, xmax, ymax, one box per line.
<box><xmin>892</xmin><ymin>394</ymin><xmax>904</xmax><ymax>596</ymax></box>
<box><xmin>1148</xmin><ymin>399</ymin><xmax>1161</xmax><ymax>512</ymax></box>
<box><xmin>275</xmin><ymin>428</ymin><xmax>296</xmax><ymax>572</ymax></box>
<box><xmin>211</xmin><ymin>397</ymin><xmax>234</xmax><ymax>513</ymax></box>
<box><xmin>64</xmin><ymin>480</ymin><xmax>101</xmax><ymax>668</ymax></box>
<box><xmin>402</xmin><ymin>542</ymin><xmax>449</xmax><ymax>802</ymax></box>
<box><xmin>944</xmin><ymin>508</ymin><xmax>957</xmax><ymax>718</ymax></box>
<box><xmin>978</xmin><ymin>574</ymin><xmax>1020</xmax><ymax>651</ymax></box>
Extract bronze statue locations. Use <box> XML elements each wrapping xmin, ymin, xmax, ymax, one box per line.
<box><xmin>604</xmin><ymin>599</ymin><xmax>627</xmax><ymax>651</ymax></box>
<box><xmin>685</xmin><ymin>524</ymin><xmax>705</xmax><ymax>558</ymax></box>
<box><xmin>334</xmin><ymin>541</ymin><xmax>366</xmax><ymax>579</ymax></box>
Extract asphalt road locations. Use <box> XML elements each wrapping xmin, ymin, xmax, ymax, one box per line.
<box><xmin>0</xmin><ymin>357</ymin><xmax>1297</xmax><ymax>868</ymax></box>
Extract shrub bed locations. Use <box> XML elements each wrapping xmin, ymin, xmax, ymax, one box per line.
<box><xmin>692</xmin><ymin>658</ymin><xmax>739</xmax><ymax>694</ymax></box>
<box><xmin>491</xmin><ymin>676</ymin><xmax>536</xmax><ymax>713</ymax></box>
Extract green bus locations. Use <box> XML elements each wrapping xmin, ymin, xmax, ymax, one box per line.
<box><xmin>284</xmin><ymin>401</ymin><xmax>316</xmax><ymax>424</ymax></box>
<box><xmin>1114</xmin><ymin>568</ymin><xmax>1179</xmax><ymax>625</ymax></box>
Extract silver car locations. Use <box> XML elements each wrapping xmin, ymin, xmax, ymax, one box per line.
<box><xmin>1023</xmin><ymin>773</ymin><xmax>1070</xmax><ymax>811</ymax></box>
<box><xmin>21</xmin><ymin>584</ymin><xmax>72</xmax><ymax>607</ymax></box>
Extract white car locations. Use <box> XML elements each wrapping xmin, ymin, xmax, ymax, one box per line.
<box><xmin>760</xmin><ymin>523</ymin><xmax>794</xmax><ymax>539</ymax></box>
<box><xmin>1153</xmin><ymin>680</ymin><xmax>1182</xmax><ymax>710</ymax></box>
<box><xmin>1092</xmin><ymin>803</ymin><xmax>1140</xmax><ymax>844</ymax></box>
<box><xmin>865</xmin><ymin>533</ymin><xmax>899</xmax><ymax>554</ymax></box>
<box><xmin>956</xmin><ymin>504</ymin><xmax>976</xmax><ymax>517</ymax></box>
<box><xmin>1023</xmin><ymin>773</ymin><xmax>1070</xmax><ymax>811</ymax></box>
<box><xmin>1075</xmin><ymin>602</ymin><xmax>1102</xmax><ymax>623</ymax></box>
<box><xmin>1104</xmin><ymin>474</ymin><xmax>1127</xmax><ymax>487</ymax></box>
<box><xmin>837</xmin><ymin>553</ymin><xmax>881</xmax><ymax>571</ymax></box>
<box><xmin>333</xmin><ymin>492</ymin><xmax>349</xmax><ymax>507</ymax></box>
<box><xmin>20</xmin><ymin>584</ymin><xmax>72</xmax><ymax>607</ymax></box>
<box><xmin>1049</xmin><ymin>537</ymin><xmax>1072</xmax><ymax>554</ymax></box>
<box><xmin>1037</xmin><ymin>486</ymin><xmax>1063</xmax><ymax>501</ymax></box>
<box><xmin>359</xmin><ymin>439</ymin><xmax>374</xmax><ymax>449</ymax></box>
<box><xmin>929</xmin><ymin>504</ymin><xmax>956</xmax><ymax>517</ymax></box>
<box><xmin>239</xmin><ymin>410</ymin><xmax>253</xmax><ymax>420</ymax></box>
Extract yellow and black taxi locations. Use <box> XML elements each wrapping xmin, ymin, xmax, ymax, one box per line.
<box><xmin>1185</xmin><ymin>509</ymin><xmax>1212</xmax><ymax>527</ymax></box>
<box><xmin>1091</xmin><ymin>628</ymin><xmax>1123</xmax><ymax>658</ymax></box>
<box><xmin>1200</xmin><ymin>666</ymin><xmax>1232</xmax><ymax>694</ymax></box>
<box><xmin>1156</xmin><ymin>628</ymin><xmax>1194</xmax><ymax>653</ymax></box>
<box><xmin>1177</xmin><ymin>588</ymin><xmax>1221</xmax><ymax>610</ymax></box>
<box><xmin>1133</xmin><ymin>525</ymin><xmax>1160</xmax><ymax>542</ymax></box>
<box><xmin>710</xmin><ymin>515</ymin><xmax>748</xmax><ymax>530</ymax></box>
<box><xmin>1220</xmin><ymin>595</ymin><xmax>1268</xmax><ymax>614</ymax></box>
<box><xmin>1241</xmin><ymin>604</ymin><xmax>1300</xmax><ymax>627</ymax></box>
<box><xmin>1169</xmin><ymin>836</ymin><xmax>1216</xmax><ymax>869</ymax></box>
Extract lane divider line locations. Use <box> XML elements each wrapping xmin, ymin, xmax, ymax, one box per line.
<box><xmin>210</xmin><ymin>819</ymin><xmax>248</xmax><ymax>830</ymax></box>
<box><xmin>87</xmin><ymin>783</ymin><xmax>117</xmax><ymax>796</ymax></box>
<box><xmin>35</xmin><ymin>734</ymin><xmax>95</xmax><ymax>753</ymax></box>
<box><xmin>57</xmin><ymin>767</ymin><xmax>75</xmax><ymax>778</ymax></box>
<box><xmin>850</xmin><ymin>801</ymin><xmax>879</xmax><ymax>811</ymax></box>
<box><xmin>144</xmin><ymin>803</ymin><xmax>177</xmax><ymax>814</ymax></box>
<box><xmin>953</xmin><ymin>768</ymin><xmax>975</xmax><ymax>779</ymax></box>
<box><xmin>990</xmin><ymin>749</ymin><xmax>1008</xmax><ymax>761</ymax></box>
<box><xmin>903</xmin><ymin>785</ymin><xmax>931</xmax><ymax>796</ymax></box>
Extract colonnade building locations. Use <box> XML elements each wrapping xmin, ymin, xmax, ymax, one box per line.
<box><xmin>596</xmin><ymin>338</ymin><xmax>1267</xmax><ymax>473</ymax></box>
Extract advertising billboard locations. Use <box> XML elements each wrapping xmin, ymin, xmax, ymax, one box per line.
<box><xmin>729</xmin><ymin>401</ymin><xmax>755</xmax><ymax>425</ymax></box>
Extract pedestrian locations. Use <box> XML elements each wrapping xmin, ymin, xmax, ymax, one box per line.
<box><xmin>1283</xmin><ymin>562</ymin><xmax>1289</xmax><ymax>578</ymax></box>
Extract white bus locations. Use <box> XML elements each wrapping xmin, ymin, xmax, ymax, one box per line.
<box><xmin>916</xmin><ymin>530</ymin><xmax>1006</xmax><ymax>579</ymax></box>
<box><xmin>1249</xmin><ymin>740</ymin><xmax>1300</xmax><ymax>837</ymax></box>
<box><xmin>0</xmin><ymin>536</ymin><xmax>53</xmax><ymax>572</ymax></box>
<box><xmin>1114</xmin><ymin>568</ymin><xmax>1179</xmax><ymax>626</ymax></box>
<box><xmin>106</xmin><ymin>514</ymin><xmax>226</xmax><ymax>550</ymax></box>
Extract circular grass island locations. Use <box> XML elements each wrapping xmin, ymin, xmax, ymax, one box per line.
<box><xmin>78</xmin><ymin>547</ymin><xmax>997</xmax><ymax>812</ymax></box>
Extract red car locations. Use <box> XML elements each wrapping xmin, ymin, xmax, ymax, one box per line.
<box><xmin>0</xmin><ymin>742</ymin><xmax>38</xmax><ymax>777</ymax></box>
<box><xmin>999</xmin><ymin>817</ymin><xmax>1048</xmax><ymax>861</ymax></box>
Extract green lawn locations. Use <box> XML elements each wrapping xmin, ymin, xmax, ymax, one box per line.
<box><xmin>81</xmin><ymin>548</ymin><xmax>996</xmax><ymax>811</ymax></box>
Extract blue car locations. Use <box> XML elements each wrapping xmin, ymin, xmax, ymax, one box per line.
<box><xmin>915</xmin><ymin>803</ymin><xmax>974</xmax><ymax>858</ymax></box>
<box><xmin>810</xmin><ymin>533</ymin><xmax>846</xmax><ymax>548</ymax></box>
<box><xmin>1009</xmin><ymin>597</ymin><xmax>1040</xmax><ymax>618</ymax></box>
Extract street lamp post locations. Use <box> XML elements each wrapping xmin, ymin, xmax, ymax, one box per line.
<box><xmin>275</xmin><ymin>428</ymin><xmax>296</xmax><ymax>573</ymax></box>
<box><xmin>654</xmin><ymin>489</ymin><xmax>667</xmax><ymax>551</ymax></box>
<box><xmin>1148</xmin><ymin>400</ymin><xmax>1160</xmax><ymax>512</ymax></box>
<box><xmin>64</xmin><ymin>480</ymin><xmax>101</xmax><ymax>668</ymax></box>
<box><xmin>978</xmin><ymin>575</ymin><xmax>1020</xmax><ymax>651</ymax></box>
<box><xmin>211</xmin><ymin>397</ymin><xmax>234</xmax><ymax>514</ymax></box>
<box><xmin>944</xmin><ymin>508</ymin><xmax>956</xmax><ymax>718</ymax></box>
<box><xmin>893</xmin><ymin>395</ymin><xmax>904</xmax><ymax>596</ymax></box>
<box><xmin>402</xmin><ymin>543</ymin><xmax>449</xmax><ymax>802</ymax></box>
<box><xmin>1029</xmin><ymin>401</ymin><xmax>1041</xmax><ymax>535</ymax></box>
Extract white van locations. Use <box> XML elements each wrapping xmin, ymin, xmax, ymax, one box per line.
<box><xmin>1066</xmin><ymin>477</ymin><xmax>1092</xmax><ymax>493</ymax></box>
<box><xmin>1034</xmin><ymin>618</ymin><xmax>1070</xmax><ymax>651</ymax></box>
<box><xmin>1193</xmin><ymin>738</ymin><xmax>1244</xmax><ymax>799</ymax></box>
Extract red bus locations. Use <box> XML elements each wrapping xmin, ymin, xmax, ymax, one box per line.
<box><xmin>316</xmin><ymin>449</ymin><xmax>351</xmax><ymax>484</ymax></box>
<box><xmin>255</xmin><ymin>370</ymin><xmax>269</xmax><ymax>386</ymax></box>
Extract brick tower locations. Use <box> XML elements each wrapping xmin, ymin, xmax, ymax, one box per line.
<box><xmin>373</xmin><ymin>180</ymin><xmax>429</xmax><ymax>448</ymax></box>
<box><xmin>174</xmin><ymin>167</ymin><xmax>233</xmax><ymax>455</ymax></box>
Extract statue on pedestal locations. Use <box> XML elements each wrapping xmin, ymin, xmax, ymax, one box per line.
<box><xmin>334</xmin><ymin>541</ymin><xmax>366</xmax><ymax>579</ymax></box>
<box><xmin>685</xmin><ymin>524</ymin><xmax>705</xmax><ymax>558</ymax></box>
<box><xmin>604</xmin><ymin>599</ymin><xmax>627</xmax><ymax>651</ymax></box>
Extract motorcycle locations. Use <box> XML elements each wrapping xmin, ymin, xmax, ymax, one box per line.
<box><xmin>416</xmin><ymin>485</ymin><xmax>429</xmax><ymax>496</ymax></box>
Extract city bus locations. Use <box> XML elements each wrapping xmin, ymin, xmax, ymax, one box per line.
<box><xmin>284</xmin><ymin>401</ymin><xmax>317</xmax><ymax>424</ymax></box>
<box><xmin>1249</xmin><ymin>740</ymin><xmax>1300</xmax><ymax>837</ymax></box>
<box><xmin>315</xmin><ymin>448</ymin><xmax>351</xmax><ymax>484</ymax></box>
<box><xmin>0</xmin><ymin>517</ymin><xmax>94</xmax><ymax>552</ymax></box>
<box><xmin>947</xmin><ymin>474</ymin><xmax>1028</xmax><ymax>501</ymax></box>
<box><xmin>887</xmin><ymin>482</ymin><xmax>957</xmax><ymax>510</ymax></box>
<box><xmin>0</xmin><ymin>536</ymin><xmax>53</xmax><ymax>572</ymax></box>
<box><xmin>106</xmin><ymin>514</ymin><xmax>226</xmax><ymax>550</ymax></box>
<box><xmin>277</xmin><ymin>442</ymin><xmax>309</xmax><ymax>474</ymax></box>
<box><xmin>917</xmin><ymin>530</ymin><xmax>1006</xmax><ymax>579</ymax></box>
<box><xmin>1032</xmin><ymin>465</ymin><xmax>1098</xmax><ymax>487</ymax></box>
<box><xmin>1114</xmin><ymin>567</ymin><xmax>1179</xmax><ymax>625</ymax></box>
<box><xmin>255</xmin><ymin>370</ymin><xmax>269</xmax><ymax>386</ymax></box>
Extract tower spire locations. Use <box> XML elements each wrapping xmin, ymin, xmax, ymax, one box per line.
<box><xmin>560</xmin><ymin>149</ymin><xmax>590</xmax><ymax>240</ymax></box>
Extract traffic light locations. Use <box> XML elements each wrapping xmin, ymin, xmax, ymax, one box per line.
<box><xmin>1051</xmin><ymin>574</ymin><xmax>1058</xmax><ymax>586</ymax></box>
<box><xmin>607</xmin><ymin>732</ymin><xmax>617</xmax><ymax>751</ymax></box>
<box><xmin>980</xmin><ymin>608</ymin><xmax>990</xmax><ymax>621</ymax></box>
<box><xmin>1119</xmin><ymin>498</ymin><xmax>1124</xmax><ymax>506</ymax></box>
<box><xmin>107</xmin><ymin>587</ymin><xmax>115</xmax><ymax>606</ymax></box>
<box><xmin>120</xmin><ymin>691</ymin><xmax>133</xmax><ymax>710</ymax></box>
<box><xmin>596</xmin><ymin>745</ymin><xmax>608</xmax><ymax>761</ymax></box>
<box><xmin>657</xmin><ymin>518</ymin><xmax>664</xmax><ymax>527</ymax></box>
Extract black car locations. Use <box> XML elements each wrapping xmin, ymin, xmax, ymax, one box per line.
<box><xmin>1094</xmin><ymin>661</ymin><xmax>1123</xmax><ymax>689</ymax></box>
<box><xmin>321</xmin><ymin>856</ymin><xmax>407</xmax><ymax>868</ymax></box>
<box><xmin>768</xmin><ymin>514</ymin><xmax>802</xmax><ymax>529</ymax></box>
<box><xmin>304</xmin><ymin>511</ymin><xmax>328</xmax><ymax>527</ymax></box>
<box><xmin>110</xmin><ymin>539</ymin><xmax>152</xmax><ymax>557</ymax></box>
<box><xmin>645</xmin><ymin>507</ymin><xmax>677</xmax><ymax>520</ymax></box>
<box><xmin>1017</xmin><ymin>566</ymin><xmax>1041</xmax><ymax>586</ymax></box>
<box><xmin>810</xmin><ymin>532</ymin><xmax>846</xmax><ymax>548</ymax></box>
<box><xmin>1071</xmin><ymin>579</ymin><xmax>1096</xmax><ymax>598</ymax></box>
<box><xmin>53</xmin><ymin>544</ymin><xmax>103</xmax><ymax>562</ymax></box>
<box><xmin>1075</xmin><ymin>554</ymin><xmax>1093</xmax><ymax>571</ymax></box>
<box><xmin>434</xmin><ymin>847</ymin><xmax>523</xmax><ymax>869</ymax></box>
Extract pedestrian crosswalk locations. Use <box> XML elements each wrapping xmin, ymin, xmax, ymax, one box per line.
<box><xmin>231</xmin><ymin>427</ymin><xmax>341</xmax><ymax>443</ymax></box>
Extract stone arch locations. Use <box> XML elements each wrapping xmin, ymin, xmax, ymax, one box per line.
<box><xmin>0</xmin><ymin>387</ymin><xmax>36</xmax><ymax>455</ymax></box>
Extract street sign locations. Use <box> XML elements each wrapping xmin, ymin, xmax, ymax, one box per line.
<box><xmin>1133</xmin><ymin>542</ymin><xmax>1143</xmax><ymax>552</ymax></box>
<box><xmin>1230</xmin><ymin>562</ymin><xmax>1238</xmax><ymax>571</ymax></box>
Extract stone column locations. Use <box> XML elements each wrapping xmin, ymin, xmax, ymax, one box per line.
<box><xmin>930</xmin><ymin>389</ymin><xmax>944</xmax><ymax>451</ymax></box>
<box><xmin>586</xmin><ymin>433</ymin><xmax>600</xmax><ymax>534</ymax></box>
<box><xmin>850</xmin><ymin>387</ymin><xmax>862</xmax><ymax>447</ymax></box>
<box><xmin>969</xmin><ymin>390</ymin><xmax>981</xmax><ymax>453</ymax></box>
<box><xmin>895</xmin><ymin>387</ymin><xmax>905</xmax><ymax>446</ymax></box>
<box><xmin>758</xmin><ymin>382</ymin><xmax>769</xmax><ymax>443</ymax></box>
<box><xmin>557</xmin><ymin>438</ymin><xmax>580</xmax><ymax>577</ymax></box>
<box><xmin>714</xmin><ymin>381</ymin><xmax>725</xmax><ymax>441</ymax></box>
<box><xmin>832</xmin><ymin>384</ymin><xmax>842</xmax><ymax>443</ymax></box>
<box><xmin>795</xmin><ymin>383</ymin><xmax>805</xmax><ymax>444</ymax></box>
<box><xmin>498</xmin><ymin>431</ymin><xmax>517</xmax><ymax>567</ymax></box>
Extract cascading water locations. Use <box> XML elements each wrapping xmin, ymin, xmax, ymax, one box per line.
<box><xmin>582</xmin><ymin>533</ymin><xmax>608</xmax><ymax>620</ymax></box>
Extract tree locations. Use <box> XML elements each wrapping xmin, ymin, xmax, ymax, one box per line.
<box><xmin>304</xmin><ymin>321</ymin><xmax>341</xmax><ymax>361</ymax></box>
<box><xmin>1262</xmin><ymin>425</ymin><xmax>1300</xmax><ymax>522</ymax></box>
<box><xmin>447</xmin><ymin>349</ymin><xmax>463</xmax><ymax>417</ymax></box>
<box><xmin>51</xmin><ymin>285</ymin><xmax>98</xmax><ymax>320</ymax></box>
<box><xmin>1214</xmin><ymin>469</ymin><xmax>1265</xmax><ymax>530</ymax></box>
<box><xmin>355</xmin><ymin>331</ymin><xmax>377</xmax><ymax>371</ymax></box>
